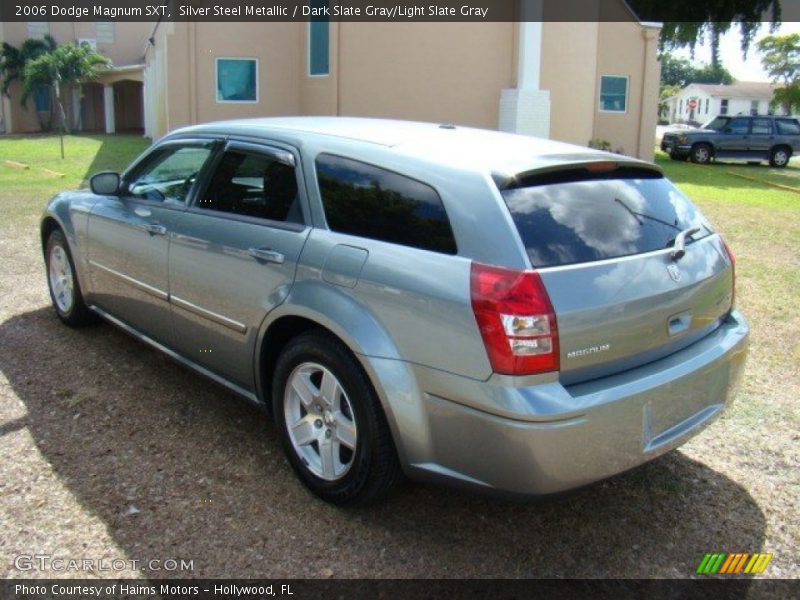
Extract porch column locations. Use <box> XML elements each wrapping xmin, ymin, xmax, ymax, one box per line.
<box><xmin>498</xmin><ymin>0</ymin><xmax>551</xmax><ymax>139</ymax></box>
<box><xmin>103</xmin><ymin>84</ymin><xmax>115</xmax><ymax>134</ymax></box>
<box><xmin>71</xmin><ymin>87</ymin><xmax>82</xmax><ymax>131</ymax></box>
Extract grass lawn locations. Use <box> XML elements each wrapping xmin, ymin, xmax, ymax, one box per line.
<box><xmin>0</xmin><ymin>134</ymin><xmax>150</xmax><ymax>223</ymax></box>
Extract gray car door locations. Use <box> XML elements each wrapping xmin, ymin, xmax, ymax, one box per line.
<box><xmin>749</xmin><ymin>117</ymin><xmax>773</xmax><ymax>157</ymax></box>
<box><xmin>168</xmin><ymin>140</ymin><xmax>311</xmax><ymax>391</ymax></box>
<box><xmin>715</xmin><ymin>116</ymin><xmax>751</xmax><ymax>157</ymax></box>
<box><xmin>87</xmin><ymin>141</ymin><xmax>215</xmax><ymax>345</ymax></box>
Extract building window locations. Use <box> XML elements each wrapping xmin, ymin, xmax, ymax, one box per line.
<box><xmin>316</xmin><ymin>154</ymin><xmax>458</xmax><ymax>255</ymax></box>
<box><xmin>679</xmin><ymin>99</ymin><xmax>683</xmax><ymax>115</ymax></box>
<box><xmin>96</xmin><ymin>22</ymin><xmax>115</xmax><ymax>44</ymax></box>
<box><xmin>750</xmin><ymin>100</ymin><xmax>759</xmax><ymax>116</ymax></box>
<box><xmin>705</xmin><ymin>98</ymin><xmax>710</xmax><ymax>114</ymax></box>
<box><xmin>308</xmin><ymin>1</ymin><xmax>329</xmax><ymax>76</ymax></box>
<box><xmin>720</xmin><ymin>99</ymin><xmax>729</xmax><ymax>115</ymax></box>
<box><xmin>27</xmin><ymin>22</ymin><xmax>49</xmax><ymax>39</ymax></box>
<box><xmin>599</xmin><ymin>76</ymin><xmax>628</xmax><ymax>112</ymax></box>
<box><xmin>34</xmin><ymin>86</ymin><xmax>50</xmax><ymax>112</ymax></box>
<box><xmin>215</xmin><ymin>58</ymin><xmax>258</xmax><ymax>103</ymax></box>
<box><xmin>77</xmin><ymin>38</ymin><xmax>97</xmax><ymax>51</ymax></box>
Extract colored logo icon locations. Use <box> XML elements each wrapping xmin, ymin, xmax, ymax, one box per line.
<box><xmin>696</xmin><ymin>552</ymin><xmax>773</xmax><ymax>575</ymax></box>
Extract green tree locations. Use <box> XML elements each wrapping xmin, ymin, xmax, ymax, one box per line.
<box><xmin>758</xmin><ymin>33</ymin><xmax>800</xmax><ymax>114</ymax></box>
<box><xmin>628</xmin><ymin>0</ymin><xmax>780</xmax><ymax>67</ymax></box>
<box><xmin>21</xmin><ymin>42</ymin><xmax>111</xmax><ymax>135</ymax></box>
<box><xmin>0</xmin><ymin>35</ymin><xmax>57</xmax><ymax>129</ymax></box>
<box><xmin>660</xmin><ymin>53</ymin><xmax>735</xmax><ymax>88</ymax></box>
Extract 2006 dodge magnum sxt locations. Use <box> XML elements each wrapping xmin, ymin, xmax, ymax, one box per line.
<box><xmin>41</xmin><ymin>118</ymin><xmax>749</xmax><ymax>505</ymax></box>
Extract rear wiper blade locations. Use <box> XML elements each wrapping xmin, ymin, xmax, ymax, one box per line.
<box><xmin>614</xmin><ymin>197</ymin><xmax>681</xmax><ymax>230</ymax></box>
<box><xmin>669</xmin><ymin>227</ymin><xmax>701</xmax><ymax>261</ymax></box>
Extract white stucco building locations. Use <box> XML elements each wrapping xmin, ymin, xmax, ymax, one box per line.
<box><xmin>665</xmin><ymin>81</ymin><xmax>789</xmax><ymax>125</ymax></box>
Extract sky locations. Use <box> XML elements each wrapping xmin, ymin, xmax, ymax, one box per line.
<box><xmin>671</xmin><ymin>21</ymin><xmax>800</xmax><ymax>83</ymax></box>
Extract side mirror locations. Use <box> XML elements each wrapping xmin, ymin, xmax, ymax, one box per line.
<box><xmin>723</xmin><ymin>127</ymin><xmax>733</xmax><ymax>134</ymax></box>
<box><xmin>90</xmin><ymin>171</ymin><xmax>120</xmax><ymax>196</ymax></box>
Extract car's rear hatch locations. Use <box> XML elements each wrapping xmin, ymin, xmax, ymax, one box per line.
<box><xmin>498</xmin><ymin>162</ymin><xmax>735</xmax><ymax>385</ymax></box>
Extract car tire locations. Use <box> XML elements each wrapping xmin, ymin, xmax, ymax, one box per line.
<box><xmin>690</xmin><ymin>143</ymin><xmax>712</xmax><ymax>165</ymax></box>
<box><xmin>45</xmin><ymin>229</ymin><xmax>96</xmax><ymax>327</ymax></box>
<box><xmin>769</xmin><ymin>146</ymin><xmax>791</xmax><ymax>168</ymax></box>
<box><xmin>272</xmin><ymin>330</ymin><xmax>403</xmax><ymax>506</ymax></box>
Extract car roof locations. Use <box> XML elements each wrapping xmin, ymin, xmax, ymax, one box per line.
<box><xmin>171</xmin><ymin>117</ymin><xmax>656</xmax><ymax>177</ymax></box>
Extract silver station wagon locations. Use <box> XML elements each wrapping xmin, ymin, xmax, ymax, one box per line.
<box><xmin>42</xmin><ymin>118</ymin><xmax>749</xmax><ymax>505</ymax></box>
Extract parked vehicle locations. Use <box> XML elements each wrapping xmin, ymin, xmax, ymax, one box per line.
<box><xmin>42</xmin><ymin>118</ymin><xmax>749</xmax><ymax>505</ymax></box>
<box><xmin>661</xmin><ymin>115</ymin><xmax>800</xmax><ymax>167</ymax></box>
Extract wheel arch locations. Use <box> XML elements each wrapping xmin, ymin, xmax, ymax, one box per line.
<box><xmin>40</xmin><ymin>216</ymin><xmax>63</xmax><ymax>256</ymax></box>
<box><xmin>253</xmin><ymin>281</ymin><xmax>415</xmax><ymax>464</ymax></box>
<box><xmin>771</xmin><ymin>143</ymin><xmax>792</xmax><ymax>157</ymax></box>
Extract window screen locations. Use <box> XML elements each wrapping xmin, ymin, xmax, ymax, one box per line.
<box><xmin>599</xmin><ymin>76</ymin><xmax>628</xmax><ymax>112</ymax></box>
<box><xmin>216</xmin><ymin>58</ymin><xmax>257</xmax><ymax>102</ymax></box>
<box><xmin>315</xmin><ymin>154</ymin><xmax>457</xmax><ymax>254</ymax></box>
<box><xmin>198</xmin><ymin>150</ymin><xmax>302</xmax><ymax>223</ymax></box>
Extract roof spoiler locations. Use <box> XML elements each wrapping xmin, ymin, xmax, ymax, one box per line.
<box><xmin>493</xmin><ymin>159</ymin><xmax>663</xmax><ymax>191</ymax></box>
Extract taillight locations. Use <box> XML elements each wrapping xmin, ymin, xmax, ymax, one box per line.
<box><xmin>722</xmin><ymin>238</ymin><xmax>736</xmax><ymax>308</ymax></box>
<box><xmin>470</xmin><ymin>262</ymin><xmax>559</xmax><ymax>375</ymax></box>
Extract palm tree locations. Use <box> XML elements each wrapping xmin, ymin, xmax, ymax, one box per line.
<box><xmin>0</xmin><ymin>35</ymin><xmax>57</xmax><ymax>129</ymax></box>
<box><xmin>21</xmin><ymin>42</ymin><xmax>111</xmax><ymax>136</ymax></box>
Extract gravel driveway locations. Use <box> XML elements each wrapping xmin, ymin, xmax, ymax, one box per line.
<box><xmin>0</xmin><ymin>206</ymin><xmax>795</xmax><ymax>581</ymax></box>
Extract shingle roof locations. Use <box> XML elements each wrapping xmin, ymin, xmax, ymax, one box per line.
<box><xmin>690</xmin><ymin>81</ymin><xmax>778</xmax><ymax>99</ymax></box>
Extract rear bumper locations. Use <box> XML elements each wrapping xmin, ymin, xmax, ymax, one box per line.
<box><xmin>384</xmin><ymin>310</ymin><xmax>749</xmax><ymax>497</ymax></box>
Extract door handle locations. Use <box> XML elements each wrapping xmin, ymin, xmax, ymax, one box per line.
<box><xmin>248</xmin><ymin>247</ymin><xmax>285</xmax><ymax>264</ymax></box>
<box><xmin>141</xmin><ymin>223</ymin><xmax>167</xmax><ymax>236</ymax></box>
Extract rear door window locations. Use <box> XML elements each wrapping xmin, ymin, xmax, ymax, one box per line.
<box><xmin>500</xmin><ymin>172</ymin><xmax>713</xmax><ymax>268</ymax></box>
<box><xmin>751</xmin><ymin>118</ymin><xmax>772</xmax><ymax>135</ymax></box>
<box><xmin>315</xmin><ymin>154</ymin><xmax>457</xmax><ymax>254</ymax></box>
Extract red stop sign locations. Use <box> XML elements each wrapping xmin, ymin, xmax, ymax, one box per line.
<box><xmin>688</xmin><ymin>99</ymin><xmax>698</xmax><ymax>109</ymax></box>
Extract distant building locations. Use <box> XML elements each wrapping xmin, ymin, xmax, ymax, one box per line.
<box><xmin>2</xmin><ymin>1</ymin><xmax>664</xmax><ymax>162</ymax></box>
<box><xmin>665</xmin><ymin>81</ymin><xmax>789</xmax><ymax>125</ymax></box>
<box><xmin>0</xmin><ymin>21</ymin><xmax>150</xmax><ymax>134</ymax></box>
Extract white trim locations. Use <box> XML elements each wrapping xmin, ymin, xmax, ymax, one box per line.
<box><xmin>598</xmin><ymin>74</ymin><xmax>629</xmax><ymax>114</ymax></box>
<box><xmin>517</xmin><ymin>21</ymin><xmax>543</xmax><ymax>91</ymax></box>
<box><xmin>214</xmin><ymin>57</ymin><xmax>259</xmax><ymax>104</ymax></box>
<box><xmin>307</xmin><ymin>22</ymin><xmax>330</xmax><ymax>78</ymax></box>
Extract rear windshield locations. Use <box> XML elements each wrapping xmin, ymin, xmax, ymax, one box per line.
<box><xmin>501</xmin><ymin>176</ymin><xmax>713</xmax><ymax>268</ymax></box>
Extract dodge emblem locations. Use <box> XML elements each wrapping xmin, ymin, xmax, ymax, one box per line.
<box><xmin>667</xmin><ymin>263</ymin><xmax>682</xmax><ymax>282</ymax></box>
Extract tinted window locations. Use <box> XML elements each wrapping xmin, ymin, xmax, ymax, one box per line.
<box><xmin>198</xmin><ymin>150</ymin><xmax>302</xmax><ymax>223</ymax></box>
<box><xmin>726</xmin><ymin>118</ymin><xmax>750</xmax><ymax>135</ymax></box>
<box><xmin>126</xmin><ymin>145</ymin><xmax>212</xmax><ymax>204</ymax></box>
<box><xmin>703</xmin><ymin>116</ymin><xmax>730</xmax><ymax>131</ymax></box>
<box><xmin>751</xmin><ymin>118</ymin><xmax>772</xmax><ymax>135</ymax></box>
<box><xmin>776</xmin><ymin>119</ymin><xmax>800</xmax><ymax>135</ymax></box>
<box><xmin>501</xmin><ymin>176</ymin><xmax>713</xmax><ymax>268</ymax></box>
<box><xmin>316</xmin><ymin>154</ymin><xmax>457</xmax><ymax>254</ymax></box>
